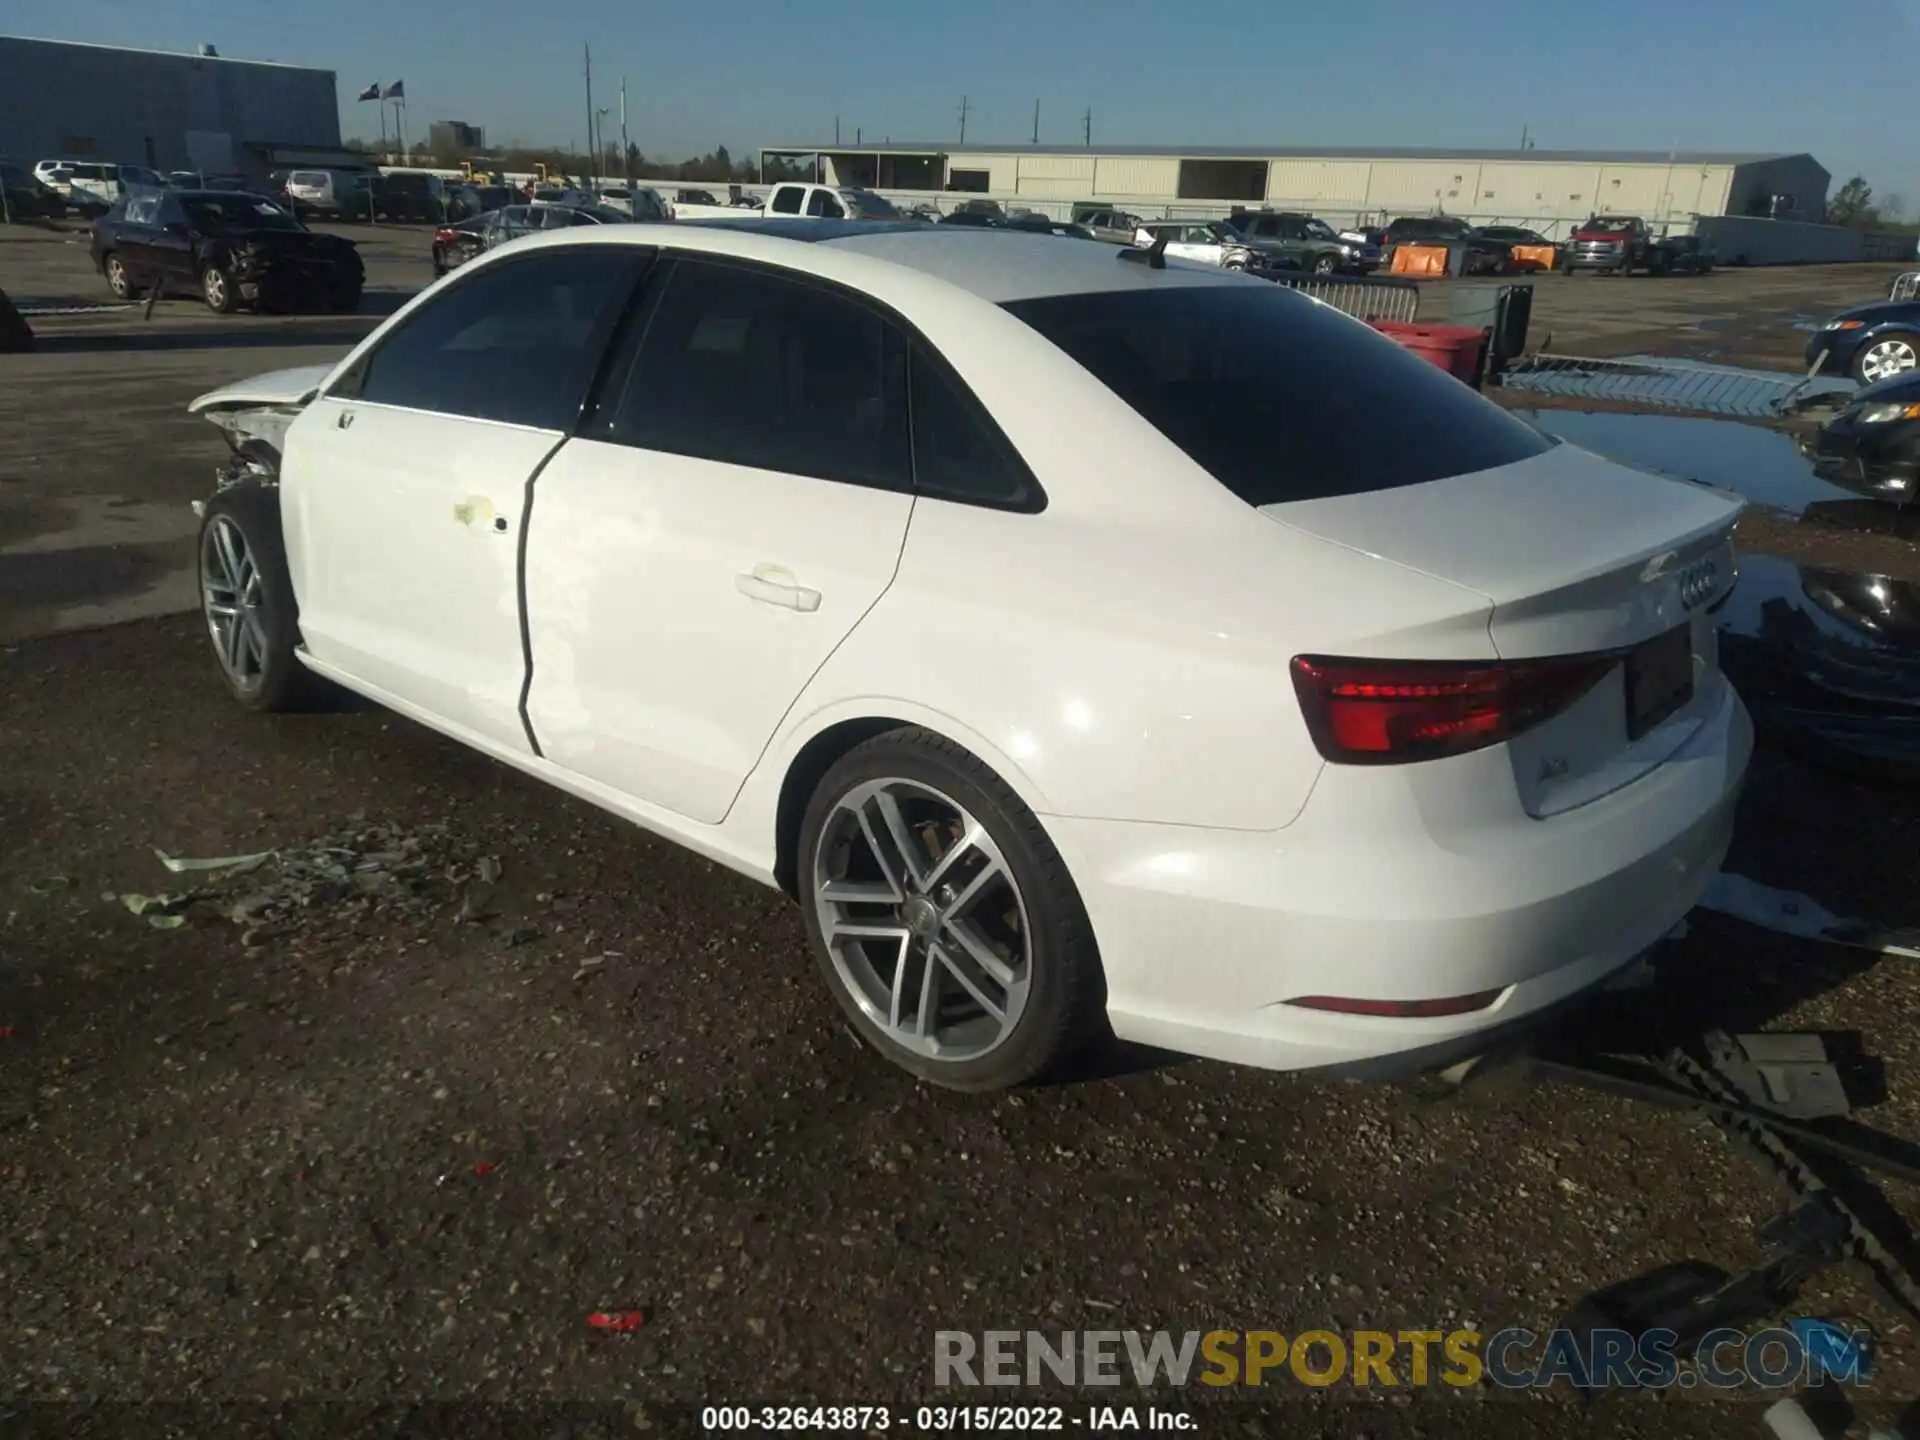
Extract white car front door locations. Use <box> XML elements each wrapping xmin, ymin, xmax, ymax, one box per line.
<box><xmin>522</xmin><ymin>254</ymin><xmax>916</xmax><ymax>823</ymax></box>
<box><xmin>1165</xmin><ymin>225</ymin><xmax>1220</xmax><ymax>265</ymax></box>
<box><xmin>284</xmin><ymin>245</ymin><xmax>648</xmax><ymax>751</ymax></box>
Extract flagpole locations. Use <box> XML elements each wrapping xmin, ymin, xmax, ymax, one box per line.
<box><xmin>620</xmin><ymin>78</ymin><xmax>631</xmax><ymax>192</ymax></box>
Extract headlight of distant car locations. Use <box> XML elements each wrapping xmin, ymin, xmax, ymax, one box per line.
<box><xmin>1857</xmin><ymin>402</ymin><xmax>1920</xmax><ymax>423</ymax></box>
<box><xmin>1825</xmin><ymin>319</ymin><xmax>1866</xmax><ymax>331</ymax></box>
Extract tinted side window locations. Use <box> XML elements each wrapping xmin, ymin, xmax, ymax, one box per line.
<box><xmin>806</xmin><ymin>189</ymin><xmax>844</xmax><ymax>218</ymax></box>
<box><xmin>1004</xmin><ymin>286</ymin><xmax>1553</xmax><ymax>507</ymax></box>
<box><xmin>909</xmin><ymin>343</ymin><xmax>1039</xmax><ymax>509</ymax></box>
<box><xmin>769</xmin><ymin>186</ymin><xmax>802</xmax><ymax>215</ymax></box>
<box><xmin>602</xmin><ymin>257</ymin><xmax>909</xmax><ymax>490</ymax></box>
<box><xmin>347</xmin><ymin>249</ymin><xmax>640</xmax><ymax>429</ymax></box>
<box><xmin>123</xmin><ymin>192</ymin><xmax>160</xmax><ymax>225</ymax></box>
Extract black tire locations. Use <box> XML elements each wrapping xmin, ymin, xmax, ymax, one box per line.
<box><xmin>103</xmin><ymin>252</ymin><xmax>132</xmax><ymax>298</ymax></box>
<box><xmin>796</xmin><ymin>728</ymin><xmax>1107</xmax><ymax>1092</ymax></box>
<box><xmin>1648</xmin><ymin>251</ymin><xmax>1672</xmax><ymax>277</ymax></box>
<box><xmin>201</xmin><ymin>263</ymin><xmax>236</xmax><ymax>314</ymax></box>
<box><xmin>1312</xmin><ymin>252</ymin><xmax>1339</xmax><ymax>275</ymax></box>
<box><xmin>329</xmin><ymin>282</ymin><xmax>363</xmax><ymax>313</ymax></box>
<box><xmin>196</xmin><ymin>484</ymin><xmax>335</xmax><ymax>712</ymax></box>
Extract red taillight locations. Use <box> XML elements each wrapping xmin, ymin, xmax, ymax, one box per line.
<box><xmin>434</xmin><ymin>227</ymin><xmax>457</xmax><ymax>244</ymax></box>
<box><xmin>1285</xmin><ymin>990</ymin><xmax>1503</xmax><ymax>1017</ymax></box>
<box><xmin>1289</xmin><ymin>652</ymin><xmax>1616</xmax><ymax>765</ymax></box>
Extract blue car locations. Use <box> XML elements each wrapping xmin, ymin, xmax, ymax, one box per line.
<box><xmin>1805</xmin><ymin>299</ymin><xmax>1920</xmax><ymax>383</ymax></box>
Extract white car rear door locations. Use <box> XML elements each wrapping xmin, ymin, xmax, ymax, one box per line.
<box><xmin>522</xmin><ymin>254</ymin><xmax>915</xmax><ymax>823</ymax></box>
<box><xmin>284</xmin><ymin>245</ymin><xmax>648</xmax><ymax>751</ymax></box>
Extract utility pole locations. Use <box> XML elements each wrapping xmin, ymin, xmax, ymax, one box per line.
<box><xmin>1082</xmin><ymin>107</ymin><xmax>1092</xmax><ymax>147</ymax></box>
<box><xmin>1032</xmin><ymin>98</ymin><xmax>1040</xmax><ymax>144</ymax></box>
<box><xmin>1519</xmin><ymin>123</ymin><xmax>1530</xmax><ymax>151</ymax></box>
<box><xmin>855</xmin><ymin>126</ymin><xmax>862</xmax><ymax>145</ymax></box>
<box><xmin>583</xmin><ymin>43</ymin><xmax>595</xmax><ymax>188</ymax></box>
<box><xmin>834</xmin><ymin>115</ymin><xmax>841</xmax><ymax>145</ymax></box>
<box><xmin>620</xmin><ymin>77</ymin><xmax>631</xmax><ymax>190</ymax></box>
<box><xmin>958</xmin><ymin>95</ymin><xmax>970</xmax><ymax>144</ymax></box>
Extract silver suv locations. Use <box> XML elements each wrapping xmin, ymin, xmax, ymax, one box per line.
<box><xmin>1132</xmin><ymin>220</ymin><xmax>1293</xmax><ymax>274</ymax></box>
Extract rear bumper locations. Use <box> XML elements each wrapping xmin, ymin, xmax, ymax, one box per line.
<box><xmin>1052</xmin><ymin>682</ymin><xmax>1751</xmax><ymax>1076</ymax></box>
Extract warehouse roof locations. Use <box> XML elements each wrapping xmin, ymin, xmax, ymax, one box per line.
<box><xmin>762</xmin><ymin>142</ymin><xmax>1803</xmax><ymax>167</ymax></box>
<box><xmin>0</xmin><ymin>33</ymin><xmax>327</xmax><ymax>71</ymax></box>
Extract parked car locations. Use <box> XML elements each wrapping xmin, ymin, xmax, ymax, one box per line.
<box><xmin>92</xmin><ymin>186</ymin><xmax>363</xmax><ymax>313</ymax></box>
<box><xmin>1221</xmin><ymin>210</ymin><xmax>1369</xmax><ymax>274</ymax></box>
<box><xmin>1006</xmin><ymin>212</ymin><xmax>1096</xmax><ymax>240</ymax></box>
<box><xmin>284</xmin><ymin>168</ymin><xmax>374</xmax><ymax>220</ymax></box>
<box><xmin>764</xmin><ymin>182</ymin><xmax>901</xmax><ymax>220</ymax></box>
<box><xmin>1805</xmin><ymin>298</ymin><xmax>1920</xmax><ymax>383</ymax></box>
<box><xmin>1800</xmin><ymin>370</ymin><xmax>1920</xmax><ymax>505</ymax></box>
<box><xmin>376</xmin><ymin>171</ymin><xmax>446</xmax><ymax>223</ymax></box>
<box><xmin>938</xmin><ymin>209</ymin><xmax>1005</xmax><ymax>228</ymax></box>
<box><xmin>1382</xmin><ymin>215</ymin><xmax>1512</xmax><ymax>275</ymax></box>
<box><xmin>1133</xmin><ymin>219</ymin><xmax>1298</xmax><ymax>275</ymax></box>
<box><xmin>592</xmin><ymin>185</ymin><xmax>668</xmax><ymax>221</ymax></box>
<box><xmin>1477</xmin><ymin>225</ymin><xmax>1552</xmax><ymax>247</ymax></box>
<box><xmin>1561</xmin><ymin>216</ymin><xmax>1711</xmax><ymax>276</ymax></box>
<box><xmin>430</xmin><ymin>214</ymin><xmax>491</xmax><ymax>277</ymax></box>
<box><xmin>181</xmin><ymin>221</ymin><xmax>1749</xmax><ymax>1090</ymax></box>
<box><xmin>1</xmin><ymin>164</ymin><xmax>69</xmax><ymax>220</ymax></box>
<box><xmin>1072</xmin><ymin>206</ymin><xmax>1146</xmax><ymax>245</ymax></box>
<box><xmin>36</xmin><ymin>159</ymin><xmax>122</xmax><ymax>205</ymax></box>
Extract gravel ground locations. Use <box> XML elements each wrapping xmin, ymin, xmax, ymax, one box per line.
<box><xmin>3</xmin><ymin>613</ymin><xmax>1920</xmax><ymax>1437</ymax></box>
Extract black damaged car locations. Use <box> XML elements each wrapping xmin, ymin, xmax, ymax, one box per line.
<box><xmin>1800</xmin><ymin>369</ymin><xmax>1920</xmax><ymax>507</ymax></box>
<box><xmin>91</xmin><ymin>186</ymin><xmax>363</xmax><ymax>314</ymax></box>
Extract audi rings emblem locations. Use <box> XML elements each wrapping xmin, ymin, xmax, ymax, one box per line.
<box><xmin>1678</xmin><ymin>557</ymin><xmax>1721</xmax><ymax>611</ymax></box>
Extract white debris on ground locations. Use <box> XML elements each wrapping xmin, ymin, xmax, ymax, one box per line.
<box><xmin>108</xmin><ymin>817</ymin><xmax>488</xmax><ymax>943</ymax></box>
<box><xmin>1701</xmin><ymin>872</ymin><xmax>1920</xmax><ymax>959</ymax></box>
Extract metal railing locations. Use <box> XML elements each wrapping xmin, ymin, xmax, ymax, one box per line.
<box><xmin>1496</xmin><ymin>354</ymin><xmax>1833</xmax><ymax>419</ymax></box>
<box><xmin>1268</xmin><ymin>272</ymin><xmax>1421</xmax><ymax>324</ymax></box>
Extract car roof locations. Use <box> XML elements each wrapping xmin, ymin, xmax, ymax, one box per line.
<box><xmin>520</xmin><ymin>218</ymin><xmax>1251</xmax><ymax>303</ymax></box>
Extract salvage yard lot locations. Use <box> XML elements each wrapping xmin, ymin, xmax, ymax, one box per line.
<box><xmin>6</xmin><ymin>218</ymin><xmax>1920</xmax><ymax>1434</ymax></box>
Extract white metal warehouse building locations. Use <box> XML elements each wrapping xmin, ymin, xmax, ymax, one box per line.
<box><xmin>0</xmin><ymin>34</ymin><xmax>342</xmax><ymax>179</ymax></box>
<box><xmin>761</xmin><ymin>142</ymin><xmax>1830</xmax><ymax>238</ymax></box>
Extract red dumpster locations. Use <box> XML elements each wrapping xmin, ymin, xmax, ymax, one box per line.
<box><xmin>1369</xmin><ymin>320</ymin><xmax>1487</xmax><ymax>386</ymax></box>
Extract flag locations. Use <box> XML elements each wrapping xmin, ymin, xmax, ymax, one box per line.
<box><xmin>356</xmin><ymin>82</ymin><xmax>380</xmax><ymax>101</ymax></box>
<box><xmin>381</xmin><ymin>80</ymin><xmax>405</xmax><ymax>101</ymax></box>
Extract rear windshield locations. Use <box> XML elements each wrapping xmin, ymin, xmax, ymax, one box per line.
<box><xmin>1583</xmin><ymin>218</ymin><xmax>1635</xmax><ymax>233</ymax></box>
<box><xmin>843</xmin><ymin>189</ymin><xmax>899</xmax><ymax>218</ymax></box>
<box><xmin>184</xmin><ymin>196</ymin><xmax>304</xmax><ymax>232</ymax></box>
<box><xmin>1003</xmin><ymin>286</ymin><xmax>1553</xmax><ymax>507</ymax></box>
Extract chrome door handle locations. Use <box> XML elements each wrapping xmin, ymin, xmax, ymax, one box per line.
<box><xmin>735</xmin><ymin>572</ymin><xmax>821</xmax><ymax>613</ymax></box>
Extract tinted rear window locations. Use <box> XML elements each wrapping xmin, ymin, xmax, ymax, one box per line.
<box><xmin>1003</xmin><ymin>286</ymin><xmax>1553</xmax><ymax>507</ymax></box>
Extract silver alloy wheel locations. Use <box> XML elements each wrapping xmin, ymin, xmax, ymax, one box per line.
<box><xmin>203</xmin><ymin>267</ymin><xmax>228</xmax><ymax>309</ymax></box>
<box><xmin>200</xmin><ymin>515</ymin><xmax>267</xmax><ymax>689</ymax></box>
<box><xmin>811</xmin><ymin>777</ymin><xmax>1032</xmax><ymax>1063</ymax></box>
<box><xmin>1861</xmin><ymin>338</ymin><xmax>1919</xmax><ymax>382</ymax></box>
<box><xmin>105</xmin><ymin>255</ymin><xmax>129</xmax><ymax>297</ymax></box>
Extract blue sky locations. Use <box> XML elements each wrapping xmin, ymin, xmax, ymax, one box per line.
<box><xmin>12</xmin><ymin>0</ymin><xmax>1918</xmax><ymax>208</ymax></box>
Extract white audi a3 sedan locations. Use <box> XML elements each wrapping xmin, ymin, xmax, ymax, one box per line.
<box><xmin>188</xmin><ymin>218</ymin><xmax>1751</xmax><ymax>1091</ymax></box>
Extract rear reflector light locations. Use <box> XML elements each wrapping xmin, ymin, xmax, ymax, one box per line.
<box><xmin>1290</xmin><ymin>652</ymin><xmax>1616</xmax><ymax>765</ymax></box>
<box><xmin>1285</xmin><ymin>990</ymin><xmax>1503</xmax><ymax>1018</ymax></box>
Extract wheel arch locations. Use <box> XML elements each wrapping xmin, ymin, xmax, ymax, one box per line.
<box><xmin>765</xmin><ymin>705</ymin><xmax>1058</xmax><ymax>901</ymax></box>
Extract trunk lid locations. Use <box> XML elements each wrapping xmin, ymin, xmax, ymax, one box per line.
<box><xmin>1262</xmin><ymin>441</ymin><xmax>1744</xmax><ymax>815</ymax></box>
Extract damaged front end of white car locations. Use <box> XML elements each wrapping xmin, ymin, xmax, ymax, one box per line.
<box><xmin>185</xmin><ymin>363</ymin><xmax>331</xmax><ymax>511</ymax></box>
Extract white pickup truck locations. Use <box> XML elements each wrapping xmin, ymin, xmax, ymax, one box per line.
<box><xmin>763</xmin><ymin>182</ymin><xmax>902</xmax><ymax>222</ymax></box>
